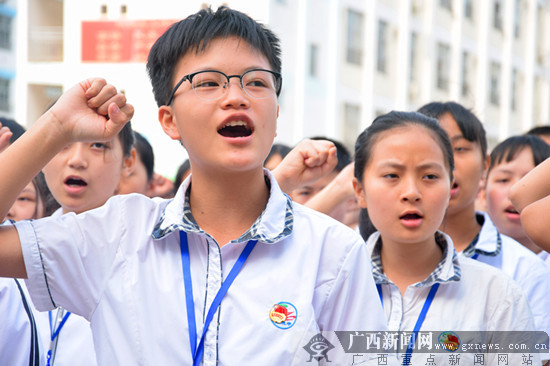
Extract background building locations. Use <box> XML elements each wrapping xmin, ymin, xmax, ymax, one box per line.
<box><xmin>3</xmin><ymin>0</ymin><xmax>550</xmax><ymax>176</ymax></box>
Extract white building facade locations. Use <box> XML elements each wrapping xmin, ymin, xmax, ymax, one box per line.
<box><xmin>7</xmin><ymin>0</ymin><xmax>550</xmax><ymax>175</ymax></box>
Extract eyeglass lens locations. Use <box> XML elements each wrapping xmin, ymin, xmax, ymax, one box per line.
<box><xmin>191</xmin><ymin>70</ymin><xmax>278</xmax><ymax>100</ymax></box>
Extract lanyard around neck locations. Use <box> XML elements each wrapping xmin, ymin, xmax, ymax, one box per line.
<box><xmin>179</xmin><ymin>231</ymin><xmax>257</xmax><ymax>366</ymax></box>
<box><xmin>47</xmin><ymin>308</ymin><xmax>71</xmax><ymax>366</ymax></box>
<box><xmin>376</xmin><ymin>282</ymin><xmax>440</xmax><ymax>365</ymax></box>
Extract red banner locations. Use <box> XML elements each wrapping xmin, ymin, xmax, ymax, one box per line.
<box><xmin>82</xmin><ymin>20</ymin><xmax>177</xmax><ymax>62</ymax></box>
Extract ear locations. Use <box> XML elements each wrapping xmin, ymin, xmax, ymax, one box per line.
<box><xmin>477</xmin><ymin>184</ymin><xmax>488</xmax><ymax>212</ymax></box>
<box><xmin>122</xmin><ymin>148</ymin><xmax>137</xmax><ymax>177</ymax></box>
<box><xmin>158</xmin><ymin>106</ymin><xmax>182</xmax><ymax>141</ymax></box>
<box><xmin>478</xmin><ymin>153</ymin><xmax>490</xmax><ymax>194</ymax></box>
<box><xmin>352</xmin><ymin>177</ymin><xmax>367</xmax><ymax>208</ymax></box>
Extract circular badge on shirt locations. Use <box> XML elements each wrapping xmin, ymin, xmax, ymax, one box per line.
<box><xmin>438</xmin><ymin>331</ymin><xmax>461</xmax><ymax>352</ymax></box>
<box><xmin>269</xmin><ymin>302</ymin><xmax>297</xmax><ymax>329</ymax></box>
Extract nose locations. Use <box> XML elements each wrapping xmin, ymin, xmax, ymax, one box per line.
<box><xmin>6</xmin><ymin>205</ymin><xmax>15</xmax><ymax>219</ymax></box>
<box><xmin>67</xmin><ymin>144</ymin><xmax>88</xmax><ymax>169</ymax></box>
<box><xmin>401</xmin><ymin>177</ymin><xmax>421</xmax><ymax>202</ymax></box>
<box><xmin>221</xmin><ymin>76</ymin><xmax>250</xmax><ymax>108</ymax></box>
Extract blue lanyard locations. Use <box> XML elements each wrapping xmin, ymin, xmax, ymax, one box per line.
<box><xmin>376</xmin><ymin>282</ymin><xmax>440</xmax><ymax>365</ymax></box>
<box><xmin>46</xmin><ymin>309</ymin><xmax>71</xmax><ymax>366</ymax></box>
<box><xmin>180</xmin><ymin>231</ymin><xmax>257</xmax><ymax>366</ymax></box>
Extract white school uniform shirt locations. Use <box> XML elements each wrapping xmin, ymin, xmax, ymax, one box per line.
<box><xmin>367</xmin><ymin>231</ymin><xmax>541</xmax><ymax>366</ymax></box>
<box><xmin>16</xmin><ymin>172</ymin><xmax>389</xmax><ymax>366</ymax></box>
<box><xmin>460</xmin><ymin>212</ymin><xmax>550</xmax><ymax>349</ymax></box>
<box><xmin>30</xmin><ymin>208</ymin><xmax>98</xmax><ymax>366</ymax></box>
<box><xmin>538</xmin><ymin>250</ymin><xmax>550</xmax><ymax>265</ymax></box>
<box><xmin>0</xmin><ymin>278</ymin><xmax>42</xmax><ymax>366</ymax></box>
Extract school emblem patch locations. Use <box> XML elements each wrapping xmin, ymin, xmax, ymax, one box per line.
<box><xmin>438</xmin><ymin>331</ymin><xmax>461</xmax><ymax>352</ymax></box>
<box><xmin>269</xmin><ymin>302</ymin><xmax>297</xmax><ymax>329</ymax></box>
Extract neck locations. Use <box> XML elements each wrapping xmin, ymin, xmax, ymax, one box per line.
<box><xmin>189</xmin><ymin>168</ymin><xmax>269</xmax><ymax>246</ymax></box>
<box><xmin>379</xmin><ymin>236</ymin><xmax>443</xmax><ymax>296</ymax></box>
<box><xmin>440</xmin><ymin>205</ymin><xmax>481</xmax><ymax>252</ymax></box>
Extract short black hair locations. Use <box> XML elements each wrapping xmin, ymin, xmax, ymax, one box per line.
<box><xmin>173</xmin><ymin>159</ymin><xmax>191</xmax><ymax>195</ymax></box>
<box><xmin>264</xmin><ymin>143</ymin><xmax>292</xmax><ymax>166</ymax></box>
<box><xmin>147</xmin><ymin>6</ymin><xmax>282</xmax><ymax>107</ymax></box>
<box><xmin>310</xmin><ymin>136</ymin><xmax>352</xmax><ymax>172</ymax></box>
<box><xmin>0</xmin><ymin>117</ymin><xmax>26</xmax><ymax>143</ymax></box>
<box><xmin>418</xmin><ymin>101</ymin><xmax>487</xmax><ymax>159</ymax></box>
<box><xmin>488</xmin><ymin>134</ymin><xmax>550</xmax><ymax>175</ymax></box>
<box><xmin>33</xmin><ymin>171</ymin><xmax>60</xmax><ymax>217</ymax></box>
<box><xmin>119</xmin><ymin>122</ymin><xmax>135</xmax><ymax>157</ymax></box>
<box><xmin>526</xmin><ymin>125</ymin><xmax>550</xmax><ymax>139</ymax></box>
<box><xmin>133</xmin><ymin>131</ymin><xmax>155</xmax><ymax>181</ymax></box>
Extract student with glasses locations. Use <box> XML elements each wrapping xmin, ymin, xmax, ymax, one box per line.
<box><xmin>0</xmin><ymin>6</ymin><xmax>390</xmax><ymax>365</ymax></box>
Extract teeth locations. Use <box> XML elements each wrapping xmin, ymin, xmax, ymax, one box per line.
<box><xmin>224</xmin><ymin>120</ymin><xmax>247</xmax><ymax>128</ymax></box>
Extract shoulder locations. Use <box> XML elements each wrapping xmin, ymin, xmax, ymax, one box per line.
<box><xmin>499</xmin><ymin>234</ymin><xmax>550</xmax><ymax>274</ymax></box>
<box><xmin>290</xmin><ymin>201</ymin><xmax>364</xmax><ymax>246</ymax></box>
<box><xmin>458</xmin><ymin>255</ymin><xmax>529</xmax><ymax>305</ymax></box>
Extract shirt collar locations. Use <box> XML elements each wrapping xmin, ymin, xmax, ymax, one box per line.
<box><xmin>367</xmin><ymin>231</ymin><xmax>461</xmax><ymax>287</ymax></box>
<box><xmin>462</xmin><ymin>211</ymin><xmax>502</xmax><ymax>258</ymax></box>
<box><xmin>152</xmin><ymin>170</ymin><xmax>294</xmax><ymax>244</ymax></box>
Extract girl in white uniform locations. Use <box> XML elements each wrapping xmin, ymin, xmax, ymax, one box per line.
<box><xmin>352</xmin><ymin>111</ymin><xmax>542</xmax><ymax>366</ymax></box>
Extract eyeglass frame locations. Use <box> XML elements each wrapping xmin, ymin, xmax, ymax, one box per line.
<box><xmin>165</xmin><ymin>68</ymin><xmax>282</xmax><ymax>106</ymax></box>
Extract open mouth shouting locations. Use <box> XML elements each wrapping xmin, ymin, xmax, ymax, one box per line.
<box><xmin>64</xmin><ymin>175</ymin><xmax>88</xmax><ymax>194</ymax></box>
<box><xmin>400</xmin><ymin>211</ymin><xmax>423</xmax><ymax>228</ymax></box>
<box><xmin>450</xmin><ymin>182</ymin><xmax>459</xmax><ymax>198</ymax></box>
<box><xmin>218</xmin><ymin>120</ymin><xmax>253</xmax><ymax>138</ymax></box>
<box><xmin>504</xmin><ymin>205</ymin><xmax>520</xmax><ymax>220</ymax></box>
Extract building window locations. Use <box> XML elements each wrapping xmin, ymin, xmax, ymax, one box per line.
<box><xmin>0</xmin><ymin>14</ymin><xmax>12</xmax><ymax>50</ymax></box>
<box><xmin>342</xmin><ymin>103</ymin><xmax>361</xmax><ymax>148</ymax></box>
<box><xmin>511</xmin><ymin>69</ymin><xmax>518</xmax><ymax>111</ymax></box>
<box><xmin>309</xmin><ymin>43</ymin><xmax>318</xmax><ymax>78</ymax></box>
<box><xmin>377</xmin><ymin>20</ymin><xmax>388</xmax><ymax>73</ymax></box>
<box><xmin>440</xmin><ymin>0</ymin><xmax>452</xmax><ymax>12</ymax></box>
<box><xmin>489</xmin><ymin>62</ymin><xmax>501</xmax><ymax>105</ymax></box>
<box><xmin>493</xmin><ymin>0</ymin><xmax>503</xmax><ymax>31</ymax></box>
<box><xmin>536</xmin><ymin>5</ymin><xmax>545</xmax><ymax>64</ymax></box>
<box><xmin>346</xmin><ymin>9</ymin><xmax>364</xmax><ymax>65</ymax></box>
<box><xmin>409</xmin><ymin>32</ymin><xmax>417</xmax><ymax>82</ymax></box>
<box><xmin>461</xmin><ymin>51</ymin><xmax>470</xmax><ymax>97</ymax></box>
<box><xmin>464</xmin><ymin>0</ymin><xmax>473</xmax><ymax>20</ymax></box>
<box><xmin>436</xmin><ymin>43</ymin><xmax>450</xmax><ymax>90</ymax></box>
<box><xmin>100</xmin><ymin>4</ymin><xmax>108</xmax><ymax>14</ymax></box>
<box><xmin>513</xmin><ymin>0</ymin><xmax>520</xmax><ymax>37</ymax></box>
<box><xmin>0</xmin><ymin>78</ymin><xmax>10</xmax><ymax>111</ymax></box>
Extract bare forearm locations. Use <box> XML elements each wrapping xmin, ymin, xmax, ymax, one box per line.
<box><xmin>306</xmin><ymin>178</ymin><xmax>353</xmax><ymax>215</ymax></box>
<box><xmin>0</xmin><ymin>113</ymin><xmax>68</xmax><ymax>217</ymax></box>
<box><xmin>520</xmin><ymin>196</ymin><xmax>550</xmax><ymax>252</ymax></box>
<box><xmin>0</xmin><ymin>226</ymin><xmax>26</xmax><ymax>278</ymax></box>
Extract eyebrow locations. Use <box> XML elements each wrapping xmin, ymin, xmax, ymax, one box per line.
<box><xmin>377</xmin><ymin>161</ymin><xmax>445</xmax><ymax>170</ymax></box>
<box><xmin>490</xmin><ymin>167</ymin><xmax>514</xmax><ymax>174</ymax></box>
<box><xmin>449</xmin><ymin>135</ymin><xmax>468</xmax><ymax>143</ymax></box>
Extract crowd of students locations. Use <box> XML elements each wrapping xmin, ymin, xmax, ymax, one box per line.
<box><xmin>0</xmin><ymin>5</ymin><xmax>549</xmax><ymax>366</ymax></box>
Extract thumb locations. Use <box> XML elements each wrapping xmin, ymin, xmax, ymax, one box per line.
<box><xmin>105</xmin><ymin>102</ymin><xmax>134</xmax><ymax>135</ymax></box>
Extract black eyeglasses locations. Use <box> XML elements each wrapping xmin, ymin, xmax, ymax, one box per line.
<box><xmin>165</xmin><ymin>68</ymin><xmax>282</xmax><ymax>105</ymax></box>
